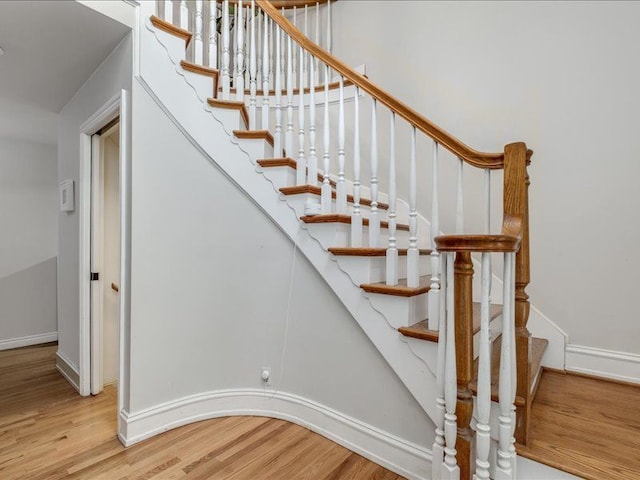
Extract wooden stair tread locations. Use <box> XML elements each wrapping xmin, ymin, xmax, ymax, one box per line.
<box><xmin>398</xmin><ymin>303</ymin><xmax>503</xmax><ymax>342</ymax></box>
<box><xmin>257</xmin><ymin>157</ymin><xmax>337</xmax><ymax>186</ymax></box>
<box><xmin>233</xmin><ymin>129</ymin><xmax>274</xmax><ymax>147</ymax></box>
<box><xmin>281</xmin><ymin>185</ymin><xmax>389</xmax><ymax>210</ymax></box>
<box><xmin>328</xmin><ymin>247</ymin><xmax>431</xmax><ymax>257</ymax></box>
<box><xmin>150</xmin><ymin>15</ymin><xmax>192</xmax><ymax>46</ymax></box>
<box><xmin>470</xmin><ymin>336</ymin><xmax>548</xmax><ymax>407</ymax></box>
<box><xmin>222</xmin><ymin>78</ymin><xmax>353</xmax><ymax>97</ymax></box>
<box><xmin>300</xmin><ymin>214</ymin><xmax>409</xmax><ymax>231</ymax></box>
<box><xmin>258</xmin><ymin>157</ymin><xmax>297</xmax><ymax>169</ymax></box>
<box><xmin>180</xmin><ymin>60</ymin><xmax>218</xmax><ymax>77</ymax></box>
<box><xmin>207</xmin><ymin>98</ymin><xmax>249</xmax><ymax>129</ymax></box>
<box><xmin>360</xmin><ymin>275</ymin><xmax>431</xmax><ymax>297</ymax></box>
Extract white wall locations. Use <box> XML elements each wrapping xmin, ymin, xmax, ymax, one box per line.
<box><xmin>0</xmin><ymin>138</ymin><xmax>58</xmax><ymax>347</ymax></box>
<box><xmin>331</xmin><ymin>1</ymin><xmax>640</xmax><ymax>357</ymax></box>
<box><xmin>57</xmin><ymin>34</ymin><xmax>132</xmax><ymax>371</ymax></box>
<box><xmin>127</xmin><ymin>80</ymin><xmax>434</xmax><ymax>448</ymax></box>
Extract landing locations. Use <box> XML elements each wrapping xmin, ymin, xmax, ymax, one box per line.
<box><xmin>518</xmin><ymin>370</ymin><xmax>640</xmax><ymax>480</ymax></box>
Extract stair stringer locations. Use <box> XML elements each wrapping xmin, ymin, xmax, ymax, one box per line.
<box><xmin>141</xmin><ymin>16</ymin><xmax>439</xmax><ymax>421</ymax></box>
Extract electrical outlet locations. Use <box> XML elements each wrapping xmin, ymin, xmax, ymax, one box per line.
<box><xmin>261</xmin><ymin>367</ymin><xmax>271</xmax><ymax>384</ymax></box>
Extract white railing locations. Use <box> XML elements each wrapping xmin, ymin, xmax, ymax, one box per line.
<box><xmin>153</xmin><ymin>3</ymin><xmax>524</xmax><ymax>478</ymax></box>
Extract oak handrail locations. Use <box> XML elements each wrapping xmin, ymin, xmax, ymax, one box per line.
<box><xmin>221</xmin><ymin>0</ymin><xmax>333</xmax><ymax>7</ymax></box>
<box><xmin>257</xmin><ymin>0</ymin><xmax>506</xmax><ymax>169</ymax></box>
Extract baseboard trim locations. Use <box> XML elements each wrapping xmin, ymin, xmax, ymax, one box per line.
<box><xmin>56</xmin><ymin>350</ymin><xmax>80</xmax><ymax>393</ymax></box>
<box><xmin>119</xmin><ymin>389</ymin><xmax>431</xmax><ymax>480</ymax></box>
<box><xmin>565</xmin><ymin>344</ymin><xmax>640</xmax><ymax>385</ymax></box>
<box><xmin>0</xmin><ymin>332</ymin><xmax>58</xmax><ymax>351</ymax></box>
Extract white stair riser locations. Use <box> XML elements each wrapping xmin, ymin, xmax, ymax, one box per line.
<box><xmin>257</xmin><ymin>166</ymin><xmax>297</xmax><ymax>190</ymax></box>
<box><xmin>302</xmin><ymin>221</ymin><xmax>412</xmax><ymax>250</ymax></box>
<box><xmin>332</xmin><ymin>255</ymin><xmax>430</xmax><ymax>285</ymax></box>
<box><xmin>234</xmin><ymin>138</ymin><xmax>274</xmax><ymax>162</ymax></box>
<box><xmin>180</xmin><ymin>70</ymin><xmax>214</xmax><ymax>104</ymax></box>
<box><xmin>366</xmin><ymin>291</ymin><xmax>429</xmax><ymax>329</ymax></box>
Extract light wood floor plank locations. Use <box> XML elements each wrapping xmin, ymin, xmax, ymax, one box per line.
<box><xmin>0</xmin><ymin>343</ymin><xmax>403</xmax><ymax>479</ymax></box>
<box><xmin>518</xmin><ymin>370</ymin><xmax>640</xmax><ymax>480</ymax></box>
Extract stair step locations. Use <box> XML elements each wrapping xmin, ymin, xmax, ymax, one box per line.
<box><xmin>329</xmin><ymin>247</ymin><xmax>431</xmax><ymax>257</ymax></box>
<box><xmin>282</xmin><ymin>185</ymin><xmax>389</xmax><ymax>210</ymax></box>
<box><xmin>301</xmin><ymin>214</ymin><xmax>409</xmax><ymax>231</ymax></box>
<box><xmin>361</xmin><ymin>275</ymin><xmax>431</xmax><ymax>297</ymax></box>
<box><xmin>470</xmin><ymin>336</ymin><xmax>549</xmax><ymax>406</ymax></box>
<box><xmin>150</xmin><ymin>15</ymin><xmax>192</xmax><ymax>47</ymax></box>
<box><xmin>398</xmin><ymin>303</ymin><xmax>503</xmax><ymax>342</ymax></box>
<box><xmin>180</xmin><ymin>60</ymin><xmax>218</xmax><ymax>96</ymax></box>
<box><xmin>258</xmin><ymin>157</ymin><xmax>338</xmax><ymax>187</ymax></box>
<box><xmin>207</xmin><ymin>98</ymin><xmax>249</xmax><ymax>129</ymax></box>
<box><xmin>233</xmin><ymin>130</ymin><xmax>274</xmax><ymax>147</ymax></box>
<box><xmin>222</xmin><ymin>79</ymin><xmax>353</xmax><ymax>98</ymax></box>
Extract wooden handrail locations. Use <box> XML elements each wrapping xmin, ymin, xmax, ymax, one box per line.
<box><xmin>435</xmin><ymin>233</ymin><xmax>521</xmax><ymax>253</ymax></box>
<box><xmin>257</xmin><ymin>0</ymin><xmax>506</xmax><ymax>169</ymax></box>
<box><xmin>221</xmin><ymin>0</ymin><xmax>332</xmax><ymax>7</ymax></box>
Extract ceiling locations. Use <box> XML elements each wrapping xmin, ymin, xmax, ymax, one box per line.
<box><xmin>0</xmin><ymin>1</ymin><xmax>131</xmax><ymax>145</ymax></box>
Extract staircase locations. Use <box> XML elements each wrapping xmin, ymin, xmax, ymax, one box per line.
<box><xmin>143</xmin><ymin>1</ymin><xmax>550</xmax><ymax>478</ymax></box>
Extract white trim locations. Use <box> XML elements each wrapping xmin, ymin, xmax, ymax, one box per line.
<box><xmin>119</xmin><ymin>389</ymin><xmax>431</xmax><ymax>480</ymax></box>
<box><xmin>56</xmin><ymin>350</ymin><xmax>80</xmax><ymax>393</ymax></box>
<box><xmin>566</xmin><ymin>344</ymin><xmax>640</xmax><ymax>385</ymax></box>
<box><xmin>0</xmin><ymin>332</ymin><xmax>58</xmax><ymax>351</ymax></box>
<box><xmin>79</xmin><ymin>91</ymin><xmax>129</xmax><ymax>404</ymax></box>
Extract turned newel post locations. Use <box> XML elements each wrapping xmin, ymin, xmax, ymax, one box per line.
<box><xmin>454</xmin><ymin>251</ymin><xmax>475</xmax><ymax>480</ymax></box>
<box><xmin>503</xmin><ymin>142</ymin><xmax>532</xmax><ymax>446</ymax></box>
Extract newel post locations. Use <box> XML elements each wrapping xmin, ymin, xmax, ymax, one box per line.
<box><xmin>454</xmin><ymin>251</ymin><xmax>474</xmax><ymax>480</ymax></box>
<box><xmin>503</xmin><ymin>142</ymin><xmax>532</xmax><ymax>446</ymax></box>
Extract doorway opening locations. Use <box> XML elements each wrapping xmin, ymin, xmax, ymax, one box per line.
<box><xmin>90</xmin><ymin>119</ymin><xmax>121</xmax><ymax>395</ymax></box>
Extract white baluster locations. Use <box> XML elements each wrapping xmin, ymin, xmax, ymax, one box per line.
<box><xmin>369</xmin><ymin>99</ymin><xmax>380</xmax><ymax>247</ymax></box>
<box><xmin>296</xmin><ymin>43</ymin><xmax>306</xmax><ymax>187</ymax></box>
<box><xmin>232</xmin><ymin>7</ymin><xmax>238</xmax><ymax>89</ymax></box>
<box><xmin>484</xmin><ymin>168</ymin><xmax>493</xmax><ymax>303</ymax></box>
<box><xmin>208</xmin><ymin>0</ymin><xmax>217</xmax><ymax>69</ymax></box>
<box><xmin>285</xmin><ymin>34</ymin><xmax>294</xmax><ymax>159</ymax></box>
<box><xmin>509</xmin><ymin>252</ymin><xmax>517</xmax><ymax>478</ymax></box>
<box><xmin>351</xmin><ymin>87</ymin><xmax>362</xmax><ymax>247</ymax></box>
<box><xmin>474</xmin><ymin>252</ymin><xmax>492</xmax><ymax>480</ymax></box>
<box><xmin>386</xmin><ymin>113</ymin><xmax>398</xmax><ymax>285</ymax></box>
<box><xmin>280</xmin><ymin>8</ymin><xmax>286</xmax><ymax>90</ymax></box>
<box><xmin>306</xmin><ymin>56</ymin><xmax>317</xmax><ymax>187</ymax></box>
<box><xmin>273</xmin><ymin>23</ymin><xmax>282</xmax><ymax>157</ymax></box>
<box><xmin>180</xmin><ymin>1</ymin><xmax>188</xmax><ymax>30</ymax></box>
<box><xmin>314</xmin><ymin>2</ymin><xmax>320</xmax><ymax>85</ymax></box>
<box><xmin>326</xmin><ymin>0</ymin><xmax>332</xmax><ymax>53</ymax></box>
<box><xmin>407</xmin><ymin>127</ymin><xmax>419</xmax><ymax>287</ymax></box>
<box><xmin>321</xmin><ymin>64</ymin><xmax>331</xmax><ymax>214</ymax></box>
<box><xmin>164</xmin><ymin>0</ymin><xmax>173</xmax><ymax>24</ymax></box>
<box><xmin>336</xmin><ymin>77</ymin><xmax>347</xmax><ymax>213</ymax></box>
<box><xmin>303</xmin><ymin>5</ymin><xmax>308</xmax><ymax>89</ymax></box>
<box><xmin>495</xmin><ymin>252</ymin><xmax>516</xmax><ymax>480</ymax></box>
<box><xmin>442</xmin><ymin>253</ymin><xmax>460</xmax><ymax>480</ymax></box>
<box><xmin>291</xmin><ymin>6</ymin><xmax>297</xmax><ymax>89</ymax></box>
<box><xmin>157</xmin><ymin>0</ymin><xmax>165</xmax><ymax>21</ymax></box>
<box><xmin>248</xmin><ymin>1</ymin><xmax>257</xmax><ymax>128</ymax></box>
<box><xmin>456</xmin><ymin>158</ymin><xmax>464</xmax><ymax>233</ymax></box>
<box><xmin>221</xmin><ymin>0</ymin><xmax>230</xmax><ymax>99</ymax></box>
<box><xmin>261</xmin><ymin>11</ymin><xmax>270</xmax><ymax>130</ymax></box>
<box><xmin>256</xmin><ymin>8</ymin><xmax>262</xmax><ymax>88</ymax></box>
<box><xmin>194</xmin><ymin>0</ymin><xmax>204</xmax><ymax>64</ymax></box>
<box><xmin>235</xmin><ymin>0</ymin><xmax>244</xmax><ymax>101</ymax></box>
<box><xmin>432</xmin><ymin>253</ymin><xmax>447</xmax><ymax>480</ymax></box>
<box><xmin>428</xmin><ymin>140</ymin><xmax>441</xmax><ymax>330</ymax></box>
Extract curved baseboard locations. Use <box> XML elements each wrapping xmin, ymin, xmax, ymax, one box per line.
<box><xmin>119</xmin><ymin>388</ymin><xmax>430</xmax><ymax>480</ymax></box>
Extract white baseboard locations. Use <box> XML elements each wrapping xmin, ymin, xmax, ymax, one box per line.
<box><xmin>119</xmin><ymin>389</ymin><xmax>431</xmax><ymax>480</ymax></box>
<box><xmin>56</xmin><ymin>350</ymin><xmax>80</xmax><ymax>393</ymax></box>
<box><xmin>566</xmin><ymin>344</ymin><xmax>640</xmax><ymax>384</ymax></box>
<box><xmin>0</xmin><ymin>332</ymin><xmax>58</xmax><ymax>351</ymax></box>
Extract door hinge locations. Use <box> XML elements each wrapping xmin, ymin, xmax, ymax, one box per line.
<box><xmin>91</xmin><ymin>272</ymin><xmax>100</xmax><ymax>281</ymax></box>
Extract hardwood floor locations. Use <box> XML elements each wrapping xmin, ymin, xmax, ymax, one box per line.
<box><xmin>518</xmin><ymin>369</ymin><xmax>640</xmax><ymax>480</ymax></box>
<box><xmin>0</xmin><ymin>343</ymin><xmax>403</xmax><ymax>479</ymax></box>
